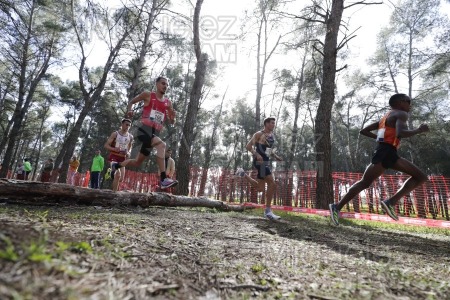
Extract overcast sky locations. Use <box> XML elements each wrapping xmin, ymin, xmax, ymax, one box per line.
<box><xmin>60</xmin><ymin>0</ymin><xmax>450</xmax><ymax>109</ymax></box>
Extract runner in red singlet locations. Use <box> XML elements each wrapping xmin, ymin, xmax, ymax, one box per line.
<box><xmin>112</xmin><ymin>76</ymin><xmax>178</xmax><ymax>190</ymax></box>
<box><xmin>104</xmin><ymin>118</ymin><xmax>134</xmax><ymax>191</ymax></box>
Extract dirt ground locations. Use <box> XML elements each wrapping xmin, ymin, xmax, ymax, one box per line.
<box><xmin>0</xmin><ymin>203</ymin><xmax>449</xmax><ymax>300</ymax></box>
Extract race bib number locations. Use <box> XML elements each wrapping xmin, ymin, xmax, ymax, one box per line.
<box><xmin>376</xmin><ymin>128</ymin><xmax>385</xmax><ymax>142</ymax></box>
<box><xmin>265</xmin><ymin>147</ymin><xmax>272</xmax><ymax>156</ymax></box>
<box><xmin>118</xmin><ymin>142</ymin><xmax>128</xmax><ymax>152</ymax></box>
<box><xmin>149</xmin><ymin>109</ymin><xmax>165</xmax><ymax>124</ymax></box>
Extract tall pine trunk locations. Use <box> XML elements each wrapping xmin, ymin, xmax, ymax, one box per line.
<box><xmin>176</xmin><ymin>0</ymin><xmax>208</xmax><ymax>195</ymax></box>
<box><xmin>314</xmin><ymin>0</ymin><xmax>344</xmax><ymax>209</ymax></box>
<box><xmin>198</xmin><ymin>90</ymin><xmax>226</xmax><ymax>196</ymax></box>
<box><xmin>0</xmin><ymin>29</ymin><xmax>53</xmax><ymax>178</ymax></box>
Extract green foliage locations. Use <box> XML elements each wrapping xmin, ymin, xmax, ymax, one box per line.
<box><xmin>55</xmin><ymin>241</ymin><xmax>71</xmax><ymax>254</ymax></box>
<box><xmin>70</xmin><ymin>241</ymin><xmax>93</xmax><ymax>254</ymax></box>
<box><xmin>59</xmin><ymin>81</ymin><xmax>83</xmax><ymax>110</ymax></box>
<box><xmin>0</xmin><ymin>0</ymin><xmax>448</xmax><ymax>181</ymax></box>
<box><xmin>24</xmin><ymin>209</ymin><xmax>49</xmax><ymax>223</ymax></box>
<box><xmin>0</xmin><ymin>235</ymin><xmax>19</xmax><ymax>262</ymax></box>
<box><xmin>26</xmin><ymin>241</ymin><xmax>53</xmax><ymax>263</ymax></box>
<box><xmin>250</xmin><ymin>263</ymin><xmax>266</xmax><ymax>274</ymax></box>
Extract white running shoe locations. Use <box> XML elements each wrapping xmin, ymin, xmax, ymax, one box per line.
<box><xmin>235</xmin><ymin>168</ymin><xmax>245</xmax><ymax>177</ymax></box>
<box><xmin>160</xmin><ymin>178</ymin><xmax>178</xmax><ymax>189</ymax></box>
<box><xmin>264</xmin><ymin>210</ymin><xmax>281</xmax><ymax>220</ymax></box>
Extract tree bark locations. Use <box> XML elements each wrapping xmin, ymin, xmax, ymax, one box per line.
<box><xmin>287</xmin><ymin>50</ymin><xmax>308</xmax><ymax>170</ymax></box>
<box><xmin>0</xmin><ymin>5</ymin><xmax>54</xmax><ymax>177</ymax></box>
<box><xmin>55</xmin><ymin>0</ymin><xmax>143</xmax><ymax>182</ymax></box>
<box><xmin>177</xmin><ymin>0</ymin><xmax>208</xmax><ymax>195</ymax></box>
<box><xmin>126</xmin><ymin>0</ymin><xmax>162</xmax><ymax>102</ymax></box>
<box><xmin>56</xmin><ymin>104</ymin><xmax>93</xmax><ymax>183</ymax></box>
<box><xmin>198</xmin><ymin>89</ymin><xmax>226</xmax><ymax>196</ymax></box>
<box><xmin>0</xmin><ymin>179</ymin><xmax>244</xmax><ymax>212</ymax></box>
<box><xmin>314</xmin><ymin>0</ymin><xmax>344</xmax><ymax>209</ymax></box>
<box><xmin>254</xmin><ymin>1</ymin><xmax>282</xmax><ymax>131</ymax></box>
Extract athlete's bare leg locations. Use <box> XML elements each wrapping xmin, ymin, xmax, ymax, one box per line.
<box><xmin>335</xmin><ymin>163</ymin><xmax>385</xmax><ymax>211</ymax></box>
<box><xmin>388</xmin><ymin>158</ymin><xmax>427</xmax><ymax>205</ymax></box>
<box><xmin>264</xmin><ymin>174</ymin><xmax>276</xmax><ymax>207</ymax></box>
<box><xmin>119</xmin><ymin>153</ymin><xmax>147</xmax><ymax>168</ymax></box>
<box><xmin>242</xmin><ymin>174</ymin><xmax>265</xmax><ymax>191</ymax></box>
<box><xmin>112</xmin><ymin>167</ymin><xmax>125</xmax><ymax>192</ymax></box>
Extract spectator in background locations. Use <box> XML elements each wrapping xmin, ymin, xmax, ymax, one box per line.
<box><xmin>23</xmin><ymin>158</ymin><xmax>32</xmax><ymax>180</ymax></box>
<box><xmin>16</xmin><ymin>162</ymin><xmax>25</xmax><ymax>180</ymax></box>
<box><xmin>51</xmin><ymin>161</ymin><xmax>62</xmax><ymax>183</ymax></box>
<box><xmin>90</xmin><ymin>149</ymin><xmax>104</xmax><ymax>189</ymax></box>
<box><xmin>40</xmin><ymin>158</ymin><xmax>54</xmax><ymax>182</ymax></box>
<box><xmin>159</xmin><ymin>148</ymin><xmax>175</xmax><ymax>179</ymax></box>
<box><xmin>67</xmin><ymin>155</ymin><xmax>80</xmax><ymax>185</ymax></box>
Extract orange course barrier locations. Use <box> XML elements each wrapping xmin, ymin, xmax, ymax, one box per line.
<box><xmin>74</xmin><ymin>168</ymin><xmax>450</xmax><ymax>226</ymax></box>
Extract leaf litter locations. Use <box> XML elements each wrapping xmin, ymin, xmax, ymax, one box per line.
<box><xmin>0</xmin><ymin>204</ymin><xmax>449</xmax><ymax>299</ymax></box>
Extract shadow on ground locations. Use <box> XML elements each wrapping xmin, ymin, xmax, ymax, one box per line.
<box><xmin>248</xmin><ymin>213</ymin><xmax>450</xmax><ymax>264</ymax></box>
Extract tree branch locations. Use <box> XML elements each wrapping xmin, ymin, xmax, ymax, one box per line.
<box><xmin>344</xmin><ymin>1</ymin><xmax>383</xmax><ymax>10</ymax></box>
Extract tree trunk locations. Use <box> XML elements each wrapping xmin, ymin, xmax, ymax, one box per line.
<box><xmin>31</xmin><ymin>106</ymin><xmax>50</xmax><ymax>180</ymax></box>
<box><xmin>126</xmin><ymin>0</ymin><xmax>160</xmax><ymax>102</ymax></box>
<box><xmin>314</xmin><ymin>0</ymin><xmax>344</xmax><ymax>209</ymax></box>
<box><xmin>287</xmin><ymin>51</ymin><xmax>308</xmax><ymax>170</ymax></box>
<box><xmin>77</xmin><ymin>118</ymin><xmax>95</xmax><ymax>172</ymax></box>
<box><xmin>198</xmin><ymin>90</ymin><xmax>226</xmax><ymax>196</ymax></box>
<box><xmin>0</xmin><ymin>54</ymin><xmax>52</xmax><ymax>177</ymax></box>
<box><xmin>177</xmin><ymin>0</ymin><xmax>208</xmax><ymax>196</ymax></box>
<box><xmin>0</xmin><ymin>119</ymin><xmax>13</xmax><ymax>157</ymax></box>
<box><xmin>0</xmin><ymin>77</ymin><xmax>13</xmax><ymax>118</ymax></box>
<box><xmin>56</xmin><ymin>101</ymin><xmax>93</xmax><ymax>183</ymax></box>
<box><xmin>254</xmin><ymin>2</ymin><xmax>282</xmax><ymax>131</ymax></box>
<box><xmin>0</xmin><ymin>179</ymin><xmax>244</xmax><ymax>212</ymax></box>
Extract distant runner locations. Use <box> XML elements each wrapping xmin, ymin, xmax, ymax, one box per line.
<box><xmin>104</xmin><ymin>118</ymin><xmax>134</xmax><ymax>192</ymax></box>
<box><xmin>236</xmin><ymin>117</ymin><xmax>283</xmax><ymax>220</ymax></box>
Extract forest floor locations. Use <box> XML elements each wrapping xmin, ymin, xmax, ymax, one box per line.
<box><xmin>0</xmin><ymin>202</ymin><xmax>449</xmax><ymax>300</ymax></box>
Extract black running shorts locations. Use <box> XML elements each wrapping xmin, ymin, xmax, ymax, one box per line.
<box><xmin>137</xmin><ymin>125</ymin><xmax>160</xmax><ymax>156</ymax></box>
<box><xmin>371</xmin><ymin>143</ymin><xmax>400</xmax><ymax>169</ymax></box>
<box><xmin>253</xmin><ymin>159</ymin><xmax>272</xmax><ymax>179</ymax></box>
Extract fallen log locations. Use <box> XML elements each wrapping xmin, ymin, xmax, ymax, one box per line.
<box><xmin>0</xmin><ymin>179</ymin><xmax>245</xmax><ymax>212</ymax></box>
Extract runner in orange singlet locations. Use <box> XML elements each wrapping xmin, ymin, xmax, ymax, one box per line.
<box><xmin>329</xmin><ymin>93</ymin><xmax>429</xmax><ymax>225</ymax></box>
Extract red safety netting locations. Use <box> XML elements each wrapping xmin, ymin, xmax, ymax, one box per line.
<box><xmin>187</xmin><ymin>168</ymin><xmax>450</xmax><ymax>221</ymax></box>
<box><xmin>48</xmin><ymin>167</ymin><xmax>450</xmax><ymax>222</ymax></box>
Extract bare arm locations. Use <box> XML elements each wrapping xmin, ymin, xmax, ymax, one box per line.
<box><xmin>395</xmin><ymin>112</ymin><xmax>429</xmax><ymax>138</ymax></box>
<box><xmin>128</xmin><ymin>135</ymin><xmax>134</xmax><ymax>152</ymax></box>
<box><xmin>166</xmin><ymin>99</ymin><xmax>176</xmax><ymax>124</ymax></box>
<box><xmin>126</xmin><ymin>92</ymin><xmax>150</xmax><ymax>117</ymax></box>
<box><xmin>359</xmin><ymin>121</ymin><xmax>379</xmax><ymax>139</ymax></box>
<box><xmin>246</xmin><ymin>132</ymin><xmax>263</xmax><ymax>161</ymax></box>
<box><xmin>167</xmin><ymin>158</ymin><xmax>175</xmax><ymax>177</ymax></box>
<box><xmin>104</xmin><ymin>132</ymin><xmax>118</xmax><ymax>152</ymax></box>
<box><xmin>271</xmin><ymin>151</ymin><xmax>283</xmax><ymax>161</ymax></box>
<box><xmin>127</xmin><ymin>135</ymin><xmax>134</xmax><ymax>157</ymax></box>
